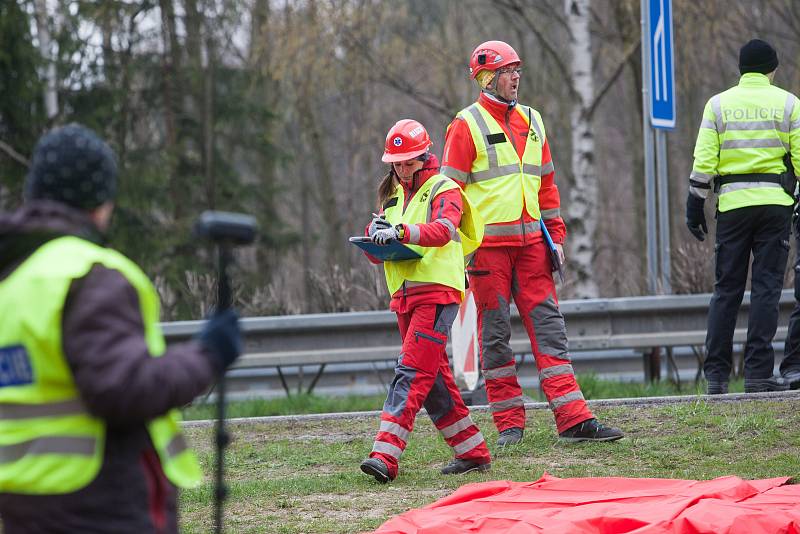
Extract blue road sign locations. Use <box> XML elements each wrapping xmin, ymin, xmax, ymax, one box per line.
<box><xmin>648</xmin><ymin>0</ymin><xmax>676</xmax><ymax>129</ymax></box>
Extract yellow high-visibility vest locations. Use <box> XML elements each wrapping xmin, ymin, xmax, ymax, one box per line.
<box><xmin>382</xmin><ymin>176</ymin><xmax>483</xmax><ymax>297</ymax></box>
<box><xmin>0</xmin><ymin>236</ymin><xmax>201</xmax><ymax>494</ymax></box>
<box><xmin>442</xmin><ymin>102</ymin><xmax>547</xmax><ymax>237</ymax></box>
<box><xmin>690</xmin><ymin>73</ymin><xmax>800</xmax><ymax>212</ymax></box>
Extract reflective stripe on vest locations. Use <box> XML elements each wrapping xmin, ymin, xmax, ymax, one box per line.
<box><xmin>0</xmin><ymin>236</ymin><xmax>201</xmax><ymax>494</ymax></box>
<box><xmin>382</xmin><ymin>176</ymin><xmax>483</xmax><ymax>297</ymax></box>
<box><xmin>456</xmin><ymin>102</ymin><xmax>544</xmax><ymax>224</ymax></box>
<box><xmin>483</xmin><ymin>220</ymin><xmax>540</xmax><ymax>237</ymax></box>
<box><xmin>0</xmin><ymin>399</ymin><xmax>87</xmax><ymax>419</ymax></box>
<box><xmin>699</xmin><ymin>75</ymin><xmax>797</xmax><ymax>212</ymax></box>
<box><xmin>0</xmin><ymin>436</ymin><xmax>96</xmax><ymax>463</ymax></box>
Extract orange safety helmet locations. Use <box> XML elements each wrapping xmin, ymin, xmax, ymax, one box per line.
<box><xmin>381</xmin><ymin>119</ymin><xmax>433</xmax><ymax>163</ymax></box>
<box><xmin>469</xmin><ymin>40</ymin><xmax>522</xmax><ymax>80</ymax></box>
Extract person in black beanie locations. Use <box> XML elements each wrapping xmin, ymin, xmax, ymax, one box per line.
<box><xmin>22</xmin><ymin>123</ymin><xmax>119</xmax><ymax>233</ymax></box>
<box><xmin>738</xmin><ymin>39</ymin><xmax>779</xmax><ymax>75</ymax></box>
<box><xmin>686</xmin><ymin>39</ymin><xmax>800</xmax><ymax>394</ymax></box>
<box><xmin>0</xmin><ymin>123</ymin><xmax>242</xmax><ymax>533</ymax></box>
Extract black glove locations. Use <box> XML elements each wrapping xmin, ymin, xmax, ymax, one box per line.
<box><xmin>198</xmin><ymin>308</ymin><xmax>242</xmax><ymax>373</ymax></box>
<box><xmin>685</xmin><ymin>193</ymin><xmax>708</xmax><ymax>242</ymax></box>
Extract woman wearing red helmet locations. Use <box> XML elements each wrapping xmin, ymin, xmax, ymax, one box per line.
<box><xmin>359</xmin><ymin>119</ymin><xmax>491</xmax><ymax>483</ymax></box>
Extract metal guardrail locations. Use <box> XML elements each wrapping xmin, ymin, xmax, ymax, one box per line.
<box><xmin>162</xmin><ymin>290</ymin><xmax>797</xmax><ymax>394</ymax></box>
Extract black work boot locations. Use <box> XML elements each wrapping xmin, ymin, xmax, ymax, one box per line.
<box><xmin>559</xmin><ymin>418</ymin><xmax>624</xmax><ymax>443</ymax></box>
<box><xmin>781</xmin><ymin>369</ymin><xmax>800</xmax><ymax>389</ymax></box>
<box><xmin>441</xmin><ymin>458</ymin><xmax>491</xmax><ymax>475</ymax></box>
<box><xmin>360</xmin><ymin>457</ymin><xmax>392</xmax><ymax>483</ymax></box>
<box><xmin>496</xmin><ymin>427</ymin><xmax>524</xmax><ymax>447</ymax></box>
<box><xmin>744</xmin><ymin>377</ymin><xmax>790</xmax><ymax>393</ymax></box>
<box><xmin>706</xmin><ymin>380</ymin><xmax>729</xmax><ymax>395</ymax></box>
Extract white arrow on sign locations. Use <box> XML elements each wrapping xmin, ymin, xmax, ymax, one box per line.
<box><xmin>652</xmin><ymin>0</ymin><xmax>666</xmax><ymax>102</ymax></box>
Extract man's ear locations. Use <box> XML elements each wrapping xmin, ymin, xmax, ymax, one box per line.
<box><xmin>89</xmin><ymin>201</ymin><xmax>115</xmax><ymax>232</ymax></box>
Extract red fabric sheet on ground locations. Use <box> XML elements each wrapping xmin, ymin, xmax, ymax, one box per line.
<box><xmin>374</xmin><ymin>473</ymin><xmax>800</xmax><ymax>533</ymax></box>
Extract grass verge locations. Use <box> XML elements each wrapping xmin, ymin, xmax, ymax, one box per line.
<box><xmin>179</xmin><ymin>396</ymin><xmax>799</xmax><ymax>533</ymax></box>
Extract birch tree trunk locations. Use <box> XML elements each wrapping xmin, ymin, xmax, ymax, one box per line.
<box><xmin>564</xmin><ymin>0</ymin><xmax>599</xmax><ymax>298</ymax></box>
<box><xmin>32</xmin><ymin>0</ymin><xmax>58</xmax><ymax>120</ymax></box>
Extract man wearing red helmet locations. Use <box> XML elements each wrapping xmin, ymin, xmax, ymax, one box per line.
<box><xmin>441</xmin><ymin>41</ymin><xmax>623</xmax><ymax>446</ymax></box>
<box><xmin>359</xmin><ymin>120</ymin><xmax>491</xmax><ymax>483</ymax></box>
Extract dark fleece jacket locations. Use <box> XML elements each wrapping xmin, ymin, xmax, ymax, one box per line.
<box><xmin>0</xmin><ymin>201</ymin><xmax>216</xmax><ymax>534</ymax></box>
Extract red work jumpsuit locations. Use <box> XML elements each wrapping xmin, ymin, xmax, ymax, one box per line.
<box><xmin>441</xmin><ymin>93</ymin><xmax>595</xmax><ymax>434</ymax></box>
<box><xmin>365</xmin><ymin>154</ymin><xmax>491</xmax><ymax>480</ymax></box>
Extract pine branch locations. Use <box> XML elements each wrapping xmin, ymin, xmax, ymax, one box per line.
<box><xmin>495</xmin><ymin>0</ymin><xmax>578</xmax><ymax>100</ymax></box>
<box><xmin>0</xmin><ymin>140</ymin><xmax>30</xmax><ymax>167</ymax></box>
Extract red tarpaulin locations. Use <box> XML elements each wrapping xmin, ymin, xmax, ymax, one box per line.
<box><xmin>374</xmin><ymin>473</ymin><xmax>800</xmax><ymax>533</ymax></box>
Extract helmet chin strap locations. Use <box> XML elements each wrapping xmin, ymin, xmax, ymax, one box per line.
<box><xmin>482</xmin><ymin>88</ymin><xmax>517</xmax><ymax>107</ymax></box>
<box><xmin>480</xmin><ymin>73</ymin><xmax>516</xmax><ymax>106</ymax></box>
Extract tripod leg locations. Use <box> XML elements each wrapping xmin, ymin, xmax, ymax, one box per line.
<box><xmin>214</xmin><ymin>246</ymin><xmax>232</xmax><ymax>534</ymax></box>
<box><xmin>214</xmin><ymin>375</ymin><xmax>228</xmax><ymax>534</ymax></box>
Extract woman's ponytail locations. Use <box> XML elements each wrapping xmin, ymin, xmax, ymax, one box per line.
<box><xmin>377</xmin><ymin>168</ymin><xmax>398</xmax><ymax>209</ymax></box>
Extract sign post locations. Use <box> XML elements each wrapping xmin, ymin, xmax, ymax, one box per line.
<box><xmin>642</xmin><ymin>0</ymin><xmax>675</xmax><ymax>295</ymax></box>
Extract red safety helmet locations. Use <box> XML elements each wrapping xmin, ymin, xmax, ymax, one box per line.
<box><xmin>382</xmin><ymin>119</ymin><xmax>433</xmax><ymax>163</ymax></box>
<box><xmin>469</xmin><ymin>40</ymin><xmax>522</xmax><ymax>80</ymax></box>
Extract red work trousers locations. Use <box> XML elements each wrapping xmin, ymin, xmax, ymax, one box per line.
<box><xmin>369</xmin><ymin>303</ymin><xmax>491</xmax><ymax>479</ymax></box>
<box><xmin>469</xmin><ymin>242</ymin><xmax>594</xmax><ymax>433</ymax></box>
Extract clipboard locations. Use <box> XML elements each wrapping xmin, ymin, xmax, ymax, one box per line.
<box><xmin>349</xmin><ymin>236</ymin><xmax>422</xmax><ymax>261</ymax></box>
<box><xmin>540</xmin><ymin>222</ymin><xmax>564</xmax><ymax>283</ymax></box>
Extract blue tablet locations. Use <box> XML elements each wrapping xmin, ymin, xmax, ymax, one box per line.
<box><xmin>349</xmin><ymin>236</ymin><xmax>422</xmax><ymax>261</ymax></box>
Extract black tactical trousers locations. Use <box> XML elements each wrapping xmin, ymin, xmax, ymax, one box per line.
<box><xmin>781</xmin><ymin>212</ymin><xmax>800</xmax><ymax>374</ymax></box>
<box><xmin>705</xmin><ymin>204</ymin><xmax>791</xmax><ymax>382</ymax></box>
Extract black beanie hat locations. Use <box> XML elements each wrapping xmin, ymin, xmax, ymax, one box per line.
<box><xmin>24</xmin><ymin>123</ymin><xmax>118</xmax><ymax>210</ymax></box>
<box><xmin>739</xmin><ymin>39</ymin><xmax>778</xmax><ymax>75</ymax></box>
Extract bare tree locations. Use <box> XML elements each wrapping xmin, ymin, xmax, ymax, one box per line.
<box><xmin>32</xmin><ymin>0</ymin><xmax>58</xmax><ymax>120</ymax></box>
<box><xmin>158</xmin><ymin>0</ymin><xmax>183</xmax><ymax>220</ymax></box>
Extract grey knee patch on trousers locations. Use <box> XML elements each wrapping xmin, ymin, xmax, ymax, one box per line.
<box><xmin>383</xmin><ymin>362</ymin><xmax>416</xmax><ymax>417</ymax></box>
<box><xmin>434</xmin><ymin>303</ymin><xmax>459</xmax><ymax>337</ymax></box>
<box><xmin>481</xmin><ymin>295</ymin><xmax>514</xmax><ymax>369</ymax></box>
<box><xmin>530</xmin><ymin>294</ymin><xmax>570</xmax><ymax>360</ymax></box>
<box><xmin>423</xmin><ymin>371</ymin><xmax>455</xmax><ymax>423</ymax></box>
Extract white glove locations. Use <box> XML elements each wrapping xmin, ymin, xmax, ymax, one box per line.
<box><xmin>372</xmin><ymin>226</ymin><xmax>399</xmax><ymax>245</ymax></box>
<box><xmin>368</xmin><ymin>215</ymin><xmax>392</xmax><ymax>236</ymax></box>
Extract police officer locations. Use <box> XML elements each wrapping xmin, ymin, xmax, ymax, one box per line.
<box><xmin>686</xmin><ymin>39</ymin><xmax>800</xmax><ymax>394</ymax></box>
<box><xmin>0</xmin><ymin>124</ymin><xmax>241</xmax><ymax>533</ymax></box>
